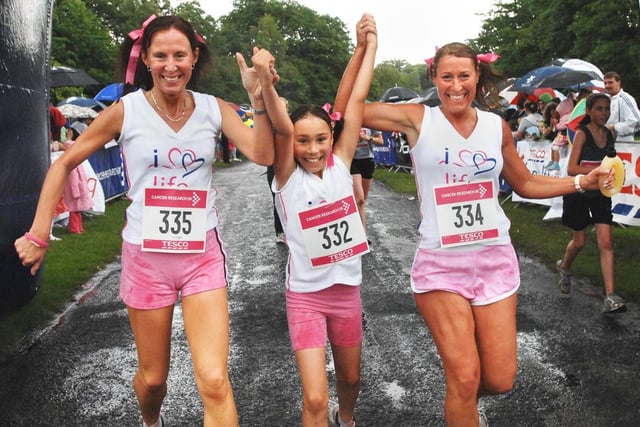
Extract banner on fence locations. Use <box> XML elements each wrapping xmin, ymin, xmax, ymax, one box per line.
<box><xmin>373</xmin><ymin>132</ymin><xmax>397</xmax><ymax>166</ymax></box>
<box><xmin>512</xmin><ymin>140</ymin><xmax>640</xmax><ymax>227</ymax></box>
<box><xmin>87</xmin><ymin>140</ymin><xmax>128</xmax><ymax>201</ymax></box>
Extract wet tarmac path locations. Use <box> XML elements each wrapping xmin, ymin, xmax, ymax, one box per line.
<box><xmin>0</xmin><ymin>161</ymin><xmax>638</xmax><ymax>426</ymax></box>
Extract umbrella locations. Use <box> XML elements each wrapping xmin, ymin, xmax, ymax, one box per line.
<box><xmin>57</xmin><ymin>103</ymin><xmax>98</xmax><ymax>119</ymax></box>
<box><xmin>512</xmin><ymin>66</ymin><xmax>596</xmax><ymax>93</ymax></box>
<box><xmin>504</xmin><ymin>87</ymin><xmax>565</xmax><ymax>105</ymax></box>
<box><xmin>548</xmin><ymin>58</ymin><xmax>603</xmax><ymax>80</ymax></box>
<box><xmin>50</xmin><ymin>66</ymin><xmax>100</xmax><ymax>87</ymax></box>
<box><xmin>405</xmin><ymin>87</ymin><xmax>441</xmax><ymax>107</ymax></box>
<box><xmin>421</xmin><ymin>87</ymin><xmax>440</xmax><ymax>105</ymax></box>
<box><xmin>94</xmin><ymin>83</ymin><xmax>124</xmax><ymax>103</ymax></box>
<box><xmin>380</xmin><ymin>86</ymin><xmax>420</xmax><ymax>103</ymax></box>
<box><xmin>58</xmin><ymin>97</ymin><xmax>107</xmax><ymax>111</ymax></box>
<box><xmin>567</xmin><ymin>98</ymin><xmax>587</xmax><ymax>143</ymax></box>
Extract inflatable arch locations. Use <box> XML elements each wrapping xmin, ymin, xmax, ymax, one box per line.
<box><xmin>0</xmin><ymin>0</ymin><xmax>54</xmax><ymax>314</ymax></box>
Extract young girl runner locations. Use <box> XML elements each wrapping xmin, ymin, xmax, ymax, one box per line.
<box><xmin>557</xmin><ymin>93</ymin><xmax>626</xmax><ymax>313</ymax></box>
<box><xmin>254</xmin><ymin>14</ymin><xmax>377</xmax><ymax>427</ymax></box>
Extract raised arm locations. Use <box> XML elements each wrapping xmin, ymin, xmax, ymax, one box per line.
<box><xmin>332</xmin><ymin>14</ymin><xmax>370</xmax><ymax>115</ymax></box>
<box><xmin>252</xmin><ymin>48</ymin><xmax>295</xmax><ymax>187</ymax></box>
<box><xmin>333</xmin><ymin>13</ymin><xmax>378</xmax><ymax>166</ymax></box>
<box><xmin>227</xmin><ymin>48</ymin><xmax>277</xmax><ymax>166</ymax></box>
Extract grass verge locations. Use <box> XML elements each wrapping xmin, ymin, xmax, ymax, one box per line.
<box><xmin>0</xmin><ymin>197</ymin><xmax>129</xmax><ymax>360</ymax></box>
<box><xmin>374</xmin><ymin>166</ymin><xmax>639</xmax><ymax>302</ymax></box>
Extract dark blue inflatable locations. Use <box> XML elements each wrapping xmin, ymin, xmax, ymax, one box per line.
<box><xmin>0</xmin><ymin>0</ymin><xmax>54</xmax><ymax>314</ymax></box>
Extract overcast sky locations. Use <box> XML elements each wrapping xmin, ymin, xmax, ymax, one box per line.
<box><xmin>175</xmin><ymin>0</ymin><xmax>498</xmax><ymax>65</ymax></box>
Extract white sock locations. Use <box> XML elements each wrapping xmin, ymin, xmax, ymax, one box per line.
<box><xmin>144</xmin><ymin>416</ymin><xmax>162</xmax><ymax>427</ymax></box>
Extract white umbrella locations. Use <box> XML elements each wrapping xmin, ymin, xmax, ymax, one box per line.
<box><xmin>57</xmin><ymin>103</ymin><xmax>98</xmax><ymax>119</ymax></box>
<box><xmin>549</xmin><ymin>58</ymin><xmax>604</xmax><ymax>80</ymax></box>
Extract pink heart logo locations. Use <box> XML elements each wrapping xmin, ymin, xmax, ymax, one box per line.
<box><xmin>168</xmin><ymin>148</ymin><xmax>205</xmax><ymax>177</ymax></box>
<box><xmin>458</xmin><ymin>149</ymin><xmax>496</xmax><ymax>176</ymax></box>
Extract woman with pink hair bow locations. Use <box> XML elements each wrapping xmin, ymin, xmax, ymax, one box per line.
<box><xmin>15</xmin><ymin>15</ymin><xmax>277</xmax><ymax>426</ymax></box>
<box><xmin>363</xmin><ymin>42</ymin><xmax>614</xmax><ymax>426</ymax></box>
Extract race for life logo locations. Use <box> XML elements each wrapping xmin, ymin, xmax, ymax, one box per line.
<box><xmin>147</xmin><ymin>147</ymin><xmax>205</xmax><ymax>187</ymax></box>
<box><xmin>439</xmin><ymin>147</ymin><xmax>497</xmax><ymax>184</ymax></box>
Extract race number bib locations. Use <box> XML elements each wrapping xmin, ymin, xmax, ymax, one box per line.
<box><xmin>433</xmin><ymin>180</ymin><xmax>499</xmax><ymax>247</ymax></box>
<box><xmin>142</xmin><ymin>187</ymin><xmax>208</xmax><ymax>253</ymax></box>
<box><xmin>298</xmin><ymin>195</ymin><xmax>369</xmax><ymax>268</ymax></box>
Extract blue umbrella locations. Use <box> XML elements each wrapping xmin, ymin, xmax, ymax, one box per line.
<box><xmin>94</xmin><ymin>83</ymin><xmax>124</xmax><ymax>103</ymax></box>
<box><xmin>513</xmin><ymin>66</ymin><xmax>596</xmax><ymax>93</ymax></box>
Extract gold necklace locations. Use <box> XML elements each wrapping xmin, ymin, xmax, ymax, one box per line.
<box><xmin>150</xmin><ymin>89</ymin><xmax>186</xmax><ymax>122</ymax></box>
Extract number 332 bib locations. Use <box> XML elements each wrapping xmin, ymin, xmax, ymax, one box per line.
<box><xmin>298</xmin><ymin>195</ymin><xmax>369</xmax><ymax>267</ymax></box>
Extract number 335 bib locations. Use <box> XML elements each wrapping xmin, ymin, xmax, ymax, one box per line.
<box><xmin>141</xmin><ymin>187</ymin><xmax>208</xmax><ymax>253</ymax></box>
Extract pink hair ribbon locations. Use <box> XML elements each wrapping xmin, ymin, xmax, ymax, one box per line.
<box><xmin>477</xmin><ymin>52</ymin><xmax>500</xmax><ymax>63</ymax></box>
<box><xmin>322</xmin><ymin>103</ymin><xmax>342</xmax><ymax>122</ymax></box>
<box><xmin>424</xmin><ymin>46</ymin><xmax>440</xmax><ymax>68</ymax></box>
<box><xmin>126</xmin><ymin>14</ymin><xmax>157</xmax><ymax>85</ymax></box>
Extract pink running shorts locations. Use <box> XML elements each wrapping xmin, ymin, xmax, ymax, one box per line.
<box><xmin>411</xmin><ymin>244</ymin><xmax>520</xmax><ymax>306</ymax></box>
<box><xmin>286</xmin><ymin>284</ymin><xmax>363</xmax><ymax>351</ymax></box>
<box><xmin>120</xmin><ymin>228</ymin><xmax>228</xmax><ymax>310</ymax></box>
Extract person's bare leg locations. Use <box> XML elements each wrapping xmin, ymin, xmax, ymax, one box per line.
<box><xmin>560</xmin><ymin>229</ymin><xmax>586</xmax><ymax>270</ymax></box>
<box><xmin>415</xmin><ymin>291</ymin><xmax>482</xmax><ymax>426</ymax></box>
<box><xmin>182</xmin><ymin>289</ymin><xmax>238</xmax><ymax>426</ymax></box>
<box><xmin>330</xmin><ymin>343</ymin><xmax>362</xmax><ymax>425</ymax></box>
<box><xmin>128</xmin><ymin>305</ymin><xmax>174</xmax><ymax>426</ymax></box>
<box><xmin>473</xmin><ymin>294</ymin><xmax>518</xmax><ymax>397</ymax></box>
<box><xmin>594</xmin><ymin>223</ymin><xmax>615</xmax><ymax>296</ymax></box>
<box><xmin>295</xmin><ymin>347</ymin><xmax>329</xmax><ymax>426</ymax></box>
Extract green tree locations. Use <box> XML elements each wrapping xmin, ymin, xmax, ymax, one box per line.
<box><xmin>84</xmin><ymin>0</ymin><xmax>171</xmax><ymax>41</ymax></box>
<box><xmin>571</xmin><ymin>0</ymin><xmax>640</xmax><ymax>96</ymax></box>
<box><xmin>473</xmin><ymin>0</ymin><xmax>640</xmax><ymax>96</ymax></box>
<box><xmin>372</xmin><ymin>60</ymin><xmax>424</xmax><ymax>101</ymax></box>
<box><xmin>217</xmin><ymin>0</ymin><xmax>352</xmax><ymax>108</ymax></box>
<box><xmin>51</xmin><ymin>0</ymin><xmax>118</xmax><ymax>97</ymax></box>
<box><xmin>50</xmin><ymin>0</ymin><xmax>425</xmax><ymax>106</ymax></box>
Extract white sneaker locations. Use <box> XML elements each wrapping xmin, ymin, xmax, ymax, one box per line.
<box><xmin>328</xmin><ymin>404</ymin><xmax>339</xmax><ymax>427</ymax></box>
<box><xmin>478</xmin><ymin>408</ymin><xmax>489</xmax><ymax>427</ymax></box>
<box><xmin>328</xmin><ymin>403</ymin><xmax>355</xmax><ymax>427</ymax></box>
<box><xmin>143</xmin><ymin>414</ymin><xmax>165</xmax><ymax>427</ymax></box>
<box><xmin>275</xmin><ymin>232</ymin><xmax>286</xmax><ymax>244</ymax></box>
<box><xmin>603</xmin><ymin>294</ymin><xmax>626</xmax><ymax>313</ymax></box>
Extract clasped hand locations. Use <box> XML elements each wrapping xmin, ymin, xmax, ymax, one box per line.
<box><xmin>236</xmin><ymin>47</ymin><xmax>279</xmax><ymax>100</ymax></box>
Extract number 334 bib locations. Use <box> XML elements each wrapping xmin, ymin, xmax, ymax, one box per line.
<box><xmin>433</xmin><ymin>180</ymin><xmax>500</xmax><ymax>248</ymax></box>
